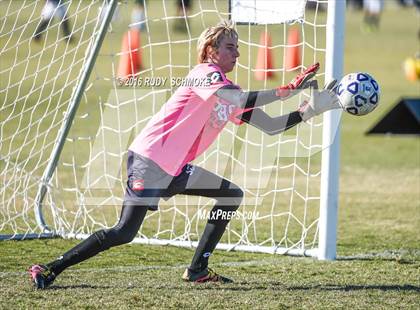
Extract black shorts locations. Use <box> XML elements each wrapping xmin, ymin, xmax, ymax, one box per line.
<box><xmin>124</xmin><ymin>151</ymin><xmax>243</xmax><ymax>211</ymax></box>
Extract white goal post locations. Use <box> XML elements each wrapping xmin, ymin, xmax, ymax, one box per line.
<box><xmin>0</xmin><ymin>0</ymin><xmax>344</xmax><ymax>260</ymax></box>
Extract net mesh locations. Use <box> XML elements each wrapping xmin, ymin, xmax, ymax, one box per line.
<box><xmin>1</xmin><ymin>0</ymin><xmax>329</xmax><ymax>254</ymax></box>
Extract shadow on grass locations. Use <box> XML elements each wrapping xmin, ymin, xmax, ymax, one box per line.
<box><xmin>337</xmin><ymin>257</ymin><xmax>416</xmax><ymax>264</ymax></box>
<box><xmin>287</xmin><ymin>284</ymin><xmax>420</xmax><ymax>292</ymax></box>
<box><xmin>49</xmin><ymin>284</ymin><xmax>115</xmax><ymax>290</ymax></box>
<box><xmin>183</xmin><ymin>282</ymin><xmax>420</xmax><ymax>293</ymax></box>
<box><xmin>337</xmin><ymin>250</ymin><xmax>420</xmax><ymax>264</ymax></box>
<box><xmin>44</xmin><ymin>282</ymin><xmax>420</xmax><ymax>293</ymax></box>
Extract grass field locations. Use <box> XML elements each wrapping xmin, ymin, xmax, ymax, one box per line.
<box><xmin>1</xmin><ymin>1</ymin><xmax>419</xmax><ymax>309</ymax></box>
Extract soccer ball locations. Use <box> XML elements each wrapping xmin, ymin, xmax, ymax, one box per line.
<box><xmin>336</xmin><ymin>72</ymin><xmax>380</xmax><ymax>116</ymax></box>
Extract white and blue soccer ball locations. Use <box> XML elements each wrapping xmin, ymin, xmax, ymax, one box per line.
<box><xmin>336</xmin><ymin>72</ymin><xmax>380</xmax><ymax>116</ymax></box>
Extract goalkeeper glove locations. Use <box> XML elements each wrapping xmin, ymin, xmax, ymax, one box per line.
<box><xmin>275</xmin><ymin>62</ymin><xmax>320</xmax><ymax>99</ymax></box>
<box><xmin>299</xmin><ymin>79</ymin><xmax>341</xmax><ymax>122</ymax></box>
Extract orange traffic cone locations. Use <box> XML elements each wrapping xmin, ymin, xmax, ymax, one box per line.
<box><xmin>255</xmin><ymin>32</ymin><xmax>275</xmax><ymax>80</ymax></box>
<box><xmin>118</xmin><ymin>28</ymin><xmax>142</xmax><ymax>79</ymax></box>
<box><xmin>285</xmin><ymin>27</ymin><xmax>301</xmax><ymax>71</ymax></box>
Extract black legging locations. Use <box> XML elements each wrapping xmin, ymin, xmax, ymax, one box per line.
<box><xmin>98</xmin><ymin>178</ymin><xmax>243</xmax><ymax>251</ymax></box>
<box><xmin>48</xmin><ymin>178</ymin><xmax>243</xmax><ymax>276</ymax></box>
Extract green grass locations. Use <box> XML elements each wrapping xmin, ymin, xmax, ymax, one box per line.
<box><xmin>1</xmin><ymin>1</ymin><xmax>420</xmax><ymax>309</ymax></box>
<box><xmin>1</xmin><ymin>239</ymin><xmax>419</xmax><ymax>308</ymax></box>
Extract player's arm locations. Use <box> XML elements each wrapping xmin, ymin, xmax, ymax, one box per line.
<box><xmin>299</xmin><ymin>79</ymin><xmax>341</xmax><ymax>121</ymax></box>
<box><xmin>236</xmin><ymin>79</ymin><xmax>341</xmax><ymax>135</ymax></box>
<box><xmin>215</xmin><ymin>62</ymin><xmax>320</xmax><ymax>109</ymax></box>
<box><xmin>236</xmin><ymin>108</ymin><xmax>303</xmax><ymax>135</ymax></box>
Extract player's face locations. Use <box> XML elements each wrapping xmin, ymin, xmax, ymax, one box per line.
<box><xmin>212</xmin><ymin>36</ymin><xmax>240</xmax><ymax>73</ymax></box>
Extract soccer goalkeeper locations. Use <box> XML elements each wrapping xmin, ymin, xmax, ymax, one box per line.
<box><xmin>29</xmin><ymin>20</ymin><xmax>339</xmax><ymax>288</ymax></box>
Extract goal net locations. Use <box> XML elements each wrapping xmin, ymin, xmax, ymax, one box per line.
<box><xmin>0</xmin><ymin>0</ymin><xmax>343</xmax><ymax>258</ymax></box>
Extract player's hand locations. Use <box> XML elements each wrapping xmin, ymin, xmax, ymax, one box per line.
<box><xmin>275</xmin><ymin>62</ymin><xmax>320</xmax><ymax>98</ymax></box>
<box><xmin>299</xmin><ymin>79</ymin><xmax>341</xmax><ymax>122</ymax></box>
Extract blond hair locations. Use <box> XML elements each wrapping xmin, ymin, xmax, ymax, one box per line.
<box><xmin>197</xmin><ymin>20</ymin><xmax>238</xmax><ymax>64</ymax></box>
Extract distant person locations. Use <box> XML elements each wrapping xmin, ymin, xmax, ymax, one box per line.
<box><xmin>174</xmin><ymin>0</ymin><xmax>192</xmax><ymax>32</ymax></box>
<box><xmin>348</xmin><ymin>0</ymin><xmax>364</xmax><ymax>10</ymax></box>
<box><xmin>362</xmin><ymin>0</ymin><xmax>384</xmax><ymax>32</ymax></box>
<box><xmin>306</xmin><ymin>0</ymin><xmax>327</xmax><ymax>11</ymax></box>
<box><xmin>33</xmin><ymin>0</ymin><xmax>73</xmax><ymax>43</ymax></box>
<box><xmin>131</xmin><ymin>0</ymin><xmax>146</xmax><ymax>31</ymax></box>
<box><xmin>99</xmin><ymin>0</ymin><xmax>120</xmax><ymax>24</ymax></box>
<box><xmin>396</xmin><ymin>0</ymin><xmax>419</xmax><ymax>7</ymax></box>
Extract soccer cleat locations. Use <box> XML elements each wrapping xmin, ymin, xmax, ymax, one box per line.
<box><xmin>182</xmin><ymin>267</ymin><xmax>233</xmax><ymax>284</ymax></box>
<box><xmin>28</xmin><ymin>265</ymin><xmax>56</xmax><ymax>289</ymax></box>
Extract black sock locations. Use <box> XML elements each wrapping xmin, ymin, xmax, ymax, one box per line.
<box><xmin>34</xmin><ymin>20</ymin><xmax>49</xmax><ymax>40</ymax></box>
<box><xmin>189</xmin><ymin>205</ymin><xmax>238</xmax><ymax>272</ymax></box>
<box><xmin>47</xmin><ymin>232</ymin><xmax>101</xmax><ymax>276</ymax></box>
<box><xmin>47</xmin><ymin>204</ymin><xmax>148</xmax><ymax>276</ymax></box>
<box><xmin>62</xmin><ymin>17</ymin><xmax>72</xmax><ymax>40</ymax></box>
